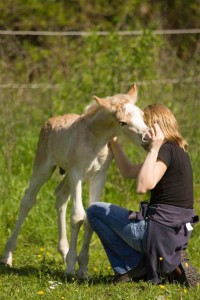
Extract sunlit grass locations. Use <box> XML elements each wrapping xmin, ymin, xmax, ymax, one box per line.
<box><xmin>0</xmin><ymin>81</ymin><xmax>200</xmax><ymax>299</ymax></box>
<box><xmin>0</xmin><ymin>192</ymin><xmax>199</xmax><ymax>300</ymax></box>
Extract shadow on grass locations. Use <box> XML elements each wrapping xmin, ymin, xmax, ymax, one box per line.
<box><xmin>0</xmin><ymin>262</ymin><xmax>115</xmax><ymax>285</ymax></box>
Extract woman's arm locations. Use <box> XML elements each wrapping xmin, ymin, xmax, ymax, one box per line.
<box><xmin>136</xmin><ymin>123</ymin><xmax>167</xmax><ymax>194</ymax></box>
<box><xmin>109</xmin><ymin>138</ymin><xmax>142</xmax><ymax>179</ymax></box>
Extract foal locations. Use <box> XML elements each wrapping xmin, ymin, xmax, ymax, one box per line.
<box><xmin>1</xmin><ymin>85</ymin><xmax>149</xmax><ymax>277</ymax></box>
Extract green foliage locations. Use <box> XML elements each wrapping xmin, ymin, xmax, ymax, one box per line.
<box><xmin>0</xmin><ymin>1</ymin><xmax>200</xmax><ymax>298</ymax></box>
<box><xmin>1</xmin><ymin>0</ymin><xmax>199</xmax><ymax>61</ymax></box>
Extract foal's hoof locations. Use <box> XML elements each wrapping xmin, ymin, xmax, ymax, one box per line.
<box><xmin>0</xmin><ymin>257</ymin><xmax>12</xmax><ymax>267</ymax></box>
<box><xmin>65</xmin><ymin>273</ymin><xmax>76</xmax><ymax>283</ymax></box>
<box><xmin>77</xmin><ymin>269</ymin><xmax>88</xmax><ymax>280</ymax></box>
<box><xmin>0</xmin><ymin>251</ymin><xmax>13</xmax><ymax>267</ymax></box>
<box><xmin>0</xmin><ymin>261</ymin><xmax>12</xmax><ymax>272</ymax></box>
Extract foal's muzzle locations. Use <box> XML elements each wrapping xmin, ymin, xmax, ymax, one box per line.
<box><xmin>141</xmin><ymin>130</ymin><xmax>151</xmax><ymax>150</ymax></box>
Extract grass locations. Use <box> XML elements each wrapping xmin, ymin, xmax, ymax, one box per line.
<box><xmin>0</xmin><ymin>237</ymin><xmax>200</xmax><ymax>300</ymax></box>
<box><xmin>0</xmin><ymin>170</ymin><xmax>200</xmax><ymax>300</ymax></box>
<box><xmin>0</xmin><ymin>81</ymin><xmax>200</xmax><ymax>299</ymax></box>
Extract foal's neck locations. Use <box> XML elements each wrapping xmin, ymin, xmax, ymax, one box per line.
<box><xmin>84</xmin><ymin>108</ymin><xmax>118</xmax><ymax>142</ymax></box>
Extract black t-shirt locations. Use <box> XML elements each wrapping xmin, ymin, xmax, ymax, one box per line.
<box><xmin>150</xmin><ymin>141</ymin><xmax>194</xmax><ymax>209</ymax></box>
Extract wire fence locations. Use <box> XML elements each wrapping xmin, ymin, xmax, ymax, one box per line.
<box><xmin>0</xmin><ymin>28</ymin><xmax>200</xmax><ymax>196</ymax></box>
<box><xmin>0</xmin><ymin>29</ymin><xmax>200</xmax><ymax>36</ymax></box>
<box><xmin>0</xmin><ymin>77</ymin><xmax>199</xmax><ymax>89</ymax></box>
<box><xmin>0</xmin><ymin>28</ymin><xmax>199</xmax><ymax>89</ymax></box>
<box><xmin>0</xmin><ymin>77</ymin><xmax>200</xmax><ymax>89</ymax></box>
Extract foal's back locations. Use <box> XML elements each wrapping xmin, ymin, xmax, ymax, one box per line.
<box><xmin>33</xmin><ymin>111</ymin><xmax>111</xmax><ymax>176</ymax></box>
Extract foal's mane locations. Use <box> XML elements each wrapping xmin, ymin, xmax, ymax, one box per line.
<box><xmin>83</xmin><ymin>94</ymin><xmax>132</xmax><ymax>116</ymax></box>
<box><xmin>83</xmin><ymin>101</ymin><xmax>100</xmax><ymax>115</ymax></box>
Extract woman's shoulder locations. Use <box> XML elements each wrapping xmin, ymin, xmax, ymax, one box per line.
<box><xmin>163</xmin><ymin>141</ymin><xmax>176</xmax><ymax>147</ymax></box>
<box><xmin>161</xmin><ymin>141</ymin><xmax>189</xmax><ymax>160</ymax></box>
<box><xmin>162</xmin><ymin>141</ymin><xmax>182</xmax><ymax>152</ymax></box>
<box><xmin>160</xmin><ymin>141</ymin><xmax>175</xmax><ymax>153</ymax></box>
<box><xmin>158</xmin><ymin>142</ymin><xmax>174</xmax><ymax>166</ymax></box>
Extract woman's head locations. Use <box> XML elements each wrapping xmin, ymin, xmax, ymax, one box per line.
<box><xmin>143</xmin><ymin>103</ymin><xmax>188</xmax><ymax>151</ymax></box>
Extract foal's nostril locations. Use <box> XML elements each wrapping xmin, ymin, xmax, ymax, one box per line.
<box><xmin>119</xmin><ymin>121</ymin><xmax>127</xmax><ymax>127</ymax></box>
<box><xmin>142</xmin><ymin>132</ymin><xmax>151</xmax><ymax>143</ymax></box>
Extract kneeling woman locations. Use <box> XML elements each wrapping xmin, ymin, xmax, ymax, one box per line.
<box><xmin>87</xmin><ymin>103</ymin><xmax>199</xmax><ymax>286</ymax></box>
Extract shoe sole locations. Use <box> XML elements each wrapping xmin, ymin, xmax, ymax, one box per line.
<box><xmin>170</xmin><ymin>251</ymin><xmax>200</xmax><ymax>287</ymax></box>
<box><xmin>178</xmin><ymin>260</ymin><xmax>200</xmax><ymax>287</ymax></box>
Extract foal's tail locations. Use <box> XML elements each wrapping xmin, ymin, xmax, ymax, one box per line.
<box><xmin>32</xmin><ymin>121</ymin><xmax>55</xmax><ymax>175</ymax></box>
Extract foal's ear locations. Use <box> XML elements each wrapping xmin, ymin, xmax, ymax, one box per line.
<box><xmin>128</xmin><ymin>84</ymin><xmax>137</xmax><ymax>103</ymax></box>
<box><xmin>93</xmin><ymin>96</ymin><xmax>111</xmax><ymax>110</ymax></box>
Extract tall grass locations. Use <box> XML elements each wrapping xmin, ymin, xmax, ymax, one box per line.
<box><xmin>0</xmin><ymin>33</ymin><xmax>200</xmax><ymax>299</ymax></box>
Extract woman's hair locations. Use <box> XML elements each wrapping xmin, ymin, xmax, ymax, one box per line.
<box><xmin>143</xmin><ymin>103</ymin><xmax>188</xmax><ymax>151</ymax></box>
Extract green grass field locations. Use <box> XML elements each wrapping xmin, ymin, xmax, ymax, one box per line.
<box><xmin>0</xmin><ymin>81</ymin><xmax>200</xmax><ymax>299</ymax></box>
<box><xmin>0</xmin><ymin>190</ymin><xmax>199</xmax><ymax>300</ymax></box>
<box><xmin>0</xmin><ymin>1</ymin><xmax>200</xmax><ymax>297</ymax></box>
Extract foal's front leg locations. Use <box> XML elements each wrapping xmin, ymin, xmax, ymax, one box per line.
<box><xmin>65</xmin><ymin>169</ymin><xmax>85</xmax><ymax>275</ymax></box>
<box><xmin>77</xmin><ymin>171</ymin><xmax>107</xmax><ymax>277</ymax></box>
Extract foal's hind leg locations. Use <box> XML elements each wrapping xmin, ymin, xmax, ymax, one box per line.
<box><xmin>1</xmin><ymin>163</ymin><xmax>55</xmax><ymax>266</ymax></box>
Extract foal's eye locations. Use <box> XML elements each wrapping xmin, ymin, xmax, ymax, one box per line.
<box><xmin>119</xmin><ymin>121</ymin><xmax>127</xmax><ymax>126</ymax></box>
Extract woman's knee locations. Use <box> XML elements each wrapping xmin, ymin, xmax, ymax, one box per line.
<box><xmin>86</xmin><ymin>204</ymin><xmax>94</xmax><ymax>219</ymax></box>
<box><xmin>86</xmin><ymin>202</ymin><xmax>109</xmax><ymax>220</ymax></box>
<box><xmin>87</xmin><ymin>202</ymin><xmax>100</xmax><ymax>220</ymax></box>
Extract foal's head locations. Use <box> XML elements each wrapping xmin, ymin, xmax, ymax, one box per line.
<box><xmin>93</xmin><ymin>84</ymin><xmax>150</xmax><ymax>147</ymax></box>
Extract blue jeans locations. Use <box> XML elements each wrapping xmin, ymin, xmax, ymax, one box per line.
<box><xmin>86</xmin><ymin>202</ymin><xmax>148</xmax><ymax>275</ymax></box>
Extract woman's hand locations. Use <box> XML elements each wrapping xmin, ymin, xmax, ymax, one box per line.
<box><xmin>136</xmin><ymin>123</ymin><xmax>166</xmax><ymax>193</ymax></box>
<box><xmin>148</xmin><ymin>123</ymin><xmax>165</xmax><ymax>152</ymax></box>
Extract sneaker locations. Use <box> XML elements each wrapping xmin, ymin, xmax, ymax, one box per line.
<box><xmin>169</xmin><ymin>251</ymin><xmax>200</xmax><ymax>287</ymax></box>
